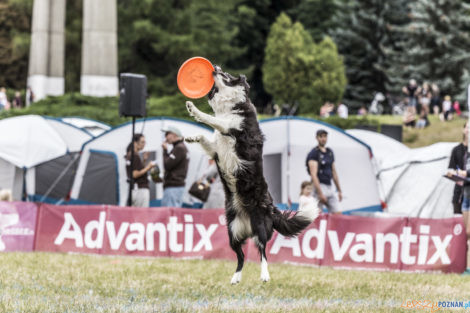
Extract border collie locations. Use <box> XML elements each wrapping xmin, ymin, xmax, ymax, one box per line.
<box><xmin>185</xmin><ymin>65</ymin><xmax>318</xmax><ymax>284</ymax></box>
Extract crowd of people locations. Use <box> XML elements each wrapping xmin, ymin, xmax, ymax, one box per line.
<box><xmin>0</xmin><ymin>86</ymin><xmax>34</xmax><ymax>111</ymax></box>
<box><xmin>401</xmin><ymin>79</ymin><xmax>461</xmax><ymax>128</ymax></box>
<box><xmin>316</xmin><ymin>79</ymin><xmax>463</xmax><ymax>131</ymax></box>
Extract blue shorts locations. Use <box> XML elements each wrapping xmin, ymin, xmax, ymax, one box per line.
<box><xmin>462</xmin><ymin>197</ymin><xmax>470</xmax><ymax>212</ymax></box>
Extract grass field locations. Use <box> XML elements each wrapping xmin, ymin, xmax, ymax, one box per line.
<box><xmin>1</xmin><ymin>252</ymin><xmax>469</xmax><ymax>312</ymax></box>
<box><xmin>369</xmin><ymin>115</ymin><xmax>467</xmax><ymax>148</ymax></box>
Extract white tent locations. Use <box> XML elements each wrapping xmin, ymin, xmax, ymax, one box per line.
<box><xmin>347</xmin><ymin>129</ymin><xmax>456</xmax><ymax>218</ymax></box>
<box><xmin>260</xmin><ymin>117</ymin><xmax>381</xmax><ymax>213</ymax></box>
<box><xmin>0</xmin><ymin>115</ymin><xmax>92</xmax><ymax>200</ymax></box>
<box><xmin>59</xmin><ymin>117</ymin><xmax>111</xmax><ymax>137</ymax></box>
<box><xmin>70</xmin><ymin>117</ymin><xmax>213</xmax><ymax>207</ymax></box>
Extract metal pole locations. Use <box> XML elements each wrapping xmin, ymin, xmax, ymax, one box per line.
<box><xmin>467</xmin><ymin>84</ymin><xmax>470</xmax><ymax>148</ymax></box>
<box><xmin>127</xmin><ymin>117</ymin><xmax>136</xmax><ymax>206</ymax></box>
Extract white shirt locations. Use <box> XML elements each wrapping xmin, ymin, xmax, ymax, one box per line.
<box><xmin>443</xmin><ymin>100</ymin><xmax>451</xmax><ymax>112</ymax></box>
<box><xmin>337</xmin><ymin>104</ymin><xmax>348</xmax><ymax>119</ymax></box>
<box><xmin>299</xmin><ymin>194</ymin><xmax>316</xmax><ymax>208</ymax></box>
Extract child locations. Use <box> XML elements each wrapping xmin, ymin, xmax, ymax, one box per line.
<box><xmin>298</xmin><ymin>181</ymin><xmax>320</xmax><ymax>219</ymax></box>
<box><xmin>442</xmin><ymin>95</ymin><xmax>452</xmax><ymax>121</ymax></box>
<box><xmin>299</xmin><ymin>181</ymin><xmax>316</xmax><ymax>209</ymax></box>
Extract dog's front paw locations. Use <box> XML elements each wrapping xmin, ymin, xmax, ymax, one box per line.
<box><xmin>184</xmin><ymin>135</ymin><xmax>201</xmax><ymax>143</ymax></box>
<box><xmin>186</xmin><ymin>101</ymin><xmax>194</xmax><ymax>113</ymax></box>
<box><xmin>186</xmin><ymin>101</ymin><xmax>202</xmax><ymax>122</ymax></box>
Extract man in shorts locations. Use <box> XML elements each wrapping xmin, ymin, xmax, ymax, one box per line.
<box><xmin>306</xmin><ymin>129</ymin><xmax>343</xmax><ymax>213</ymax></box>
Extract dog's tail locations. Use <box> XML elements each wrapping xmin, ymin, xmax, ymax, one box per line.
<box><xmin>272</xmin><ymin>198</ymin><xmax>320</xmax><ymax>237</ymax></box>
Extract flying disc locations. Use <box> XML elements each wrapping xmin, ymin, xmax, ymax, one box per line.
<box><xmin>177</xmin><ymin>57</ymin><xmax>215</xmax><ymax>98</ymax></box>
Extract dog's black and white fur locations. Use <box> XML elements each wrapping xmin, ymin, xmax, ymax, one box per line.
<box><xmin>185</xmin><ymin>65</ymin><xmax>318</xmax><ymax>284</ymax></box>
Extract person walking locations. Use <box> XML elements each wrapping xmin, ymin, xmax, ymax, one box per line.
<box><xmin>306</xmin><ymin>129</ymin><xmax>343</xmax><ymax>214</ymax></box>
<box><xmin>161</xmin><ymin>125</ymin><xmax>189</xmax><ymax>207</ymax></box>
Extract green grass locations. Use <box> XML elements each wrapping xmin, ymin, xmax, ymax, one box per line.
<box><xmin>401</xmin><ymin>115</ymin><xmax>467</xmax><ymax>148</ymax></box>
<box><xmin>0</xmin><ymin>252</ymin><xmax>469</xmax><ymax>312</ymax></box>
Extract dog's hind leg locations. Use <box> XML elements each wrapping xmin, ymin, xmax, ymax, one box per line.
<box><xmin>228</xmin><ymin>232</ymin><xmax>245</xmax><ymax>285</ymax></box>
<box><xmin>253</xmin><ymin>223</ymin><xmax>270</xmax><ymax>282</ymax></box>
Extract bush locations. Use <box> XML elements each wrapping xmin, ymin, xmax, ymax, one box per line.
<box><xmin>322</xmin><ymin>115</ymin><xmax>379</xmax><ymax>130</ymax></box>
<box><xmin>0</xmin><ymin>93</ymin><xmax>212</xmax><ymax>126</ymax></box>
<box><xmin>0</xmin><ymin>92</ymin><xmax>381</xmax><ymax>132</ymax></box>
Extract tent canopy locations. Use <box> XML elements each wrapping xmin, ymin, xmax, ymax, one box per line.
<box><xmin>70</xmin><ymin>117</ymin><xmax>213</xmax><ymax>206</ymax></box>
<box><xmin>59</xmin><ymin>117</ymin><xmax>111</xmax><ymax>137</ymax></box>
<box><xmin>260</xmin><ymin>117</ymin><xmax>381</xmax><ymax>213</ymax></box>
<box><xmin>0</xmin><ymin>115</ymin><xmax>92</xmax><ymax>168</ymax></box>
<box><xmin>0</xmin><ymin>115</ymin><xmax>93</xmax><ymax>201</ymax></box>
<box><xmin>347</xmin><ymin>129</ymin><xmax>456</xmax><ymax>218</ymax></box>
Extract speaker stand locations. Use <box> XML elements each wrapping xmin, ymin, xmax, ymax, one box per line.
<box><xmin>127</xmin><ymin>116</ymin><xmax>136</xmax><ymax>206</ymax></box>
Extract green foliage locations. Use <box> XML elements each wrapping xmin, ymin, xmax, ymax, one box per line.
<box><xmin>288</xmin><ymin>0</ymin><xmax>338</xmax><ymax>42</ymax></box>
<box><xmin>229</xmin><ymin>0</ymin><xmax>340</xmax><ymax>110</ymax></box>
<box><xmin>394</xmin><ymin>0</ymin><xmax>470</xmax><ymax>101</ymax></box>
<box><xmin>64</xmin><ymin>0</ymin><xmax>82</xmax><ymax>92</ymax></box>
<box><xmin>263</xmin><ymin>13</ymin><xmax>346</xmax><ymax>114</ymax></box>
<box><xmin>0</xmin><ymin>0</ymin><xmax>341</xmax><ymax>110</ymax></box>
<box><xmin>331</xmin><ymin>0</ymin><xmax>397</xmax><ymax>110</ymax></box>
<box><xmin>0</xmin><ymin>93</ymin><xmax>127</xmax><ymax>126</ymax></box>
<box><xmin>332</xmin><ymin>0</ymin><xmax>470</xmax><ymax>108</ymax></box>
<box><xmin>118</xmin><ymin>0</ymin><xmax>244</xmax><ymax>97</ymax></box>
<box><xmin>307</xmin><ymin>37</ymin><xmax>347</xmax><ymax>113</ymax></box>
<box><xmin>0</xmin><ymin>93</ymin><xmax>212</xmax><ymax>126</ymax></box>
<box><xmin>263</xmin><ymin>13</ymin><xmax>314</xmax><ymax>106</ymax></box>
<box><xmin>0</xmin><ymin>0</ymin><xmax>32</xmax><ymax>89</ymax></box>
<box><xmin>322</xmin><ymin>115</ymin><xmax>379</xmax><ymax>131</ymax></box>
<box><xmin>291</xmin><ymin>113</ymin><xmax>380</xmax><ymax>130</ymax></box>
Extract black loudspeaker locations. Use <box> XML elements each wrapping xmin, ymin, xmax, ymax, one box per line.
<box><xmin>119</xmin><ymin>73</ymin><xmax>147</xmax><ymax>117</ymax></box>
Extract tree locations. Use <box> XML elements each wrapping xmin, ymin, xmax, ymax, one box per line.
<box><xmin>380</xmin><ymin>0</ymin><xmax>411</xmax><ymax>95</ymax></box>
<box><xmin>263</xmin><ymin>13</ymin><xmax>345</xmax><ymax>114</ymax></box>
<box><xmin>288</xmin><ymin>0</ymin><xmax>338</xmax><ymax>42</ymax></box>
<box><xmin>393</xmin><ymin>0</ymin><xmax>470</xmax><ymax>101</ymax></box>
<box><xmin>0</xmin><ymin>0</ymin><xmax>32</xmax><ymax>89</ymax></box>
<box><xmin>65</xmin><ymin>0</ymin><xmax>82</xmax><ymax>92</ymax></box>
<box><xmin>331</xmin><ymin>0</ymin><xmax>388</xmax><ymax>110</ymax></box>
<box><xmin>331</xmin><ymin>0</ymin><xmax>418</xmax><ymax>112</ymax></box>
<box><xmin>309</xmin><ymin>36</ymin><xmax>347</xmax><ymax>112</ymax></box>
<box><xmin>230</xmin><ymin>0</ymin><xmax>339</xmax><ymax>111</ymax></box>
<box><xmin>118</xmin><ymin>0</ymin><xmax>243</xmax><ymax>97</ymax></box>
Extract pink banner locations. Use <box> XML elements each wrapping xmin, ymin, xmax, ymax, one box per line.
<box><xmin>34</xmin><ymin>204</ymin><xmax>467</xmax><ymax>273</ymax></box>
<box><xmin>35</xmin><ymin>204</ymin><xmax>233</xmax><ymax>260</ymax></box>
<box><xmin>0</xmin><ymin>201</ymin><xmax>37</xmax><ymax>252</ymax></box>
<box><xmin>403</xmin><ymin>217</ymin><xmax>467</xmax><ymax>273</ymax></box>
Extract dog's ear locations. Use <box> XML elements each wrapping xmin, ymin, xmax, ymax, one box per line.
<box><xmin>240</xmin><ymin>74</ymin><xmax>250</xmax><ymax>91</ymax></box>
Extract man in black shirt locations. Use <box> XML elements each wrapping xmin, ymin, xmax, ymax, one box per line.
<box><xmin>447</xmin><ymin>122</ymin><xmax>469</xmax><ymax>214</ymax></box>
<box><xmin>161</xmin><ymin>125</ymin><xmax>189</xmax><ymax>207</ymax></box>
<box><xmin>306</xmin><ymin>129</ymin><xmax>343</xmax><ymax>213</ymax></box>
<box><xmin>402</xmin><ymin>79</ymin><xmax>420</xmax><ymax>110</ymax></box>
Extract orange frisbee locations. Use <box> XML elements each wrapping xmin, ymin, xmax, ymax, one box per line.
<box><xmin>177</xmin><ymin>57</ymin><xmax>215</xmax><ymax>98</ymax></box>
